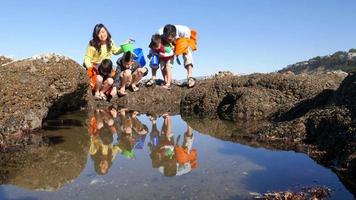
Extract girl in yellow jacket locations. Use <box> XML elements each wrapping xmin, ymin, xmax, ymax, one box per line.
<box><xmin>84</xmin><ymin>23</ymin><xmax>123</xmax><ymax>99</ymax></box>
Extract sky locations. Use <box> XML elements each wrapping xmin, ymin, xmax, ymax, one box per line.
<box><xmin>0</xmin><ymin>0</ymin><xmax>355</xmax><ymax>80</ymax></box>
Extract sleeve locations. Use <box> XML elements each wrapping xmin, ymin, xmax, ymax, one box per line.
<box><xmin>111</xmin><ymin>40</ymin><xmax>123</xmax><ymax>55</ymax></box>
<box><xmin>84</xmin><ymin>45</ymin><xmax>95</xmax><ymax>68</ymax></box>
<box><xmin>176</xmin><ymin>25</ymin><xmax>191</xmax><ymax>38</ymax></box>
<box><xmin>147</xmin><ymin>49</ymin><xmax>153</xmax><ymax>59</ymax></box>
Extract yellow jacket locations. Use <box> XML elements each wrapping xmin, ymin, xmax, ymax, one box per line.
<box><xmin>84</xmin><ymin>40</ymin><xmax>122</xmax><ymax>68</ymax></box>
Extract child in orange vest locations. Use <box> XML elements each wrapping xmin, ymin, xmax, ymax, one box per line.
<box><xmin>158</xmin><ymin>24</ymin><xmax>198</xmax><ymax>88</ymax></box>
<box><xmin>87</xmin><ymin>59</ymin><xmax>116</xmax><ymax>100</ymax></box>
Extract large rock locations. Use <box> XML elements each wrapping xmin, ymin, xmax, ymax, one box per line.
<box><xmin>94</xmin><ymin>81</ymin><xmax>191</xmax><ymax>116</ymax></box>
<box><xmin>181</xmin><ymin>73</ymin><xmax>346</xmax><ymax>121</ymax></box>
<box><xmin>245</xmin><ymin>73</ymin><xmax>356</xmax><ymax>192</ymax></box>
<box><xmin>0</xmin><ymin>53</ymin><xmax>88</xmax><ymax>148</ymax></box>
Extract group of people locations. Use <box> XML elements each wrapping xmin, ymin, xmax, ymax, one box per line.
<box><xmin>88</xmin><ymin>107</ymin><xmax>149</xmax><ymax>175</ymax></box>
<box><xmin>84</xmin><ymin>23</ymin><xmax>198</xmax><ymax>100</ymax></box>
<box><xmin>148</xmin><ymin>114</ymin><xmax>197</xmax><ymax>177</ymax></box>
<box><xmin>87</xmin><ymin>106</ymin><xmax>197</xmax><ymax>177</ymax></box>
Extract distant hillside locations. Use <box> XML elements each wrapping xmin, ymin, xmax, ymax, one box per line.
<box><xmin>279</xmin><ymin>49</ymin><xmax>356</xmax><ymax>74</ymax></box>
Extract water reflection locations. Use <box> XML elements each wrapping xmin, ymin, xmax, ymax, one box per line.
<box><xmin>1</xmin><ymin>109</ymin><xmax>354</xmax><ymax>199</ymax></box>
<box><xmin>147</xmin><ymin>114</ymin><xmax>197</xmax><ymax>177</ymax></box>
<box><xmin>87</xmin><ymin>107</ymin><xmax>198</xmax><ymax>177</ymax></box>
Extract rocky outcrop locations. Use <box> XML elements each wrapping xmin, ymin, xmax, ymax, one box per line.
<box><xmin>181</xmin><ymin>72</ymin><xmax>356</xmax><ymax>193</ymax></box>
<box><xmin>94</xmin><ymin>80</ymin><xmax>191</xmax><ymax>116</ymax></box>
<box><xmin>279</xmin><ymin>48</ymin><xmax>356</xmax><ymax>74</ymax></box>
<box><xmin>0</xmin><ymin>56</ymin><xmax>14</xmax><ymax>66</ymax></box>
<box><xmin>181</xmin><ymin>72</ymin><xmax>346</xmax><ymax>121</ymax></box>
<box><xmin>0</xmin><ymin>53</ymin><xmax>88</xmax><ymax>148</ymax></box>
<box><xmin>182</xmin><ymin>73</ymin><xmax>356</xmax><ymax>193</ymax></box>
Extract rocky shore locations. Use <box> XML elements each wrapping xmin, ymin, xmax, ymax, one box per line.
<box><xmin>0</xmin><ymin>54</ymin><xmax>88</xmax><ymax>148</ymax></box>
<box><xmin>0</xmin><ymin>53</ymin><xmax>355</xmax><ymax>195</ymax></box>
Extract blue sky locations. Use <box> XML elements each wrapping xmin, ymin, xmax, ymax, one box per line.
<box><xmin>1</xmin><ymin>0</ymin><xmax>355</xmax><ymax>79</ymax></box>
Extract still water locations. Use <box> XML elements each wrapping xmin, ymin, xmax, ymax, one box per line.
<box><xmin>0</xmin><ymin>108</ymin><xmax>354</xmax><ymax>200</ymax></box>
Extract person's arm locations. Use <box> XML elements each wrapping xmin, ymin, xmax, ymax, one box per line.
<box><xmin>111</xmin><ymin>40</ymin><xmax>123</xmax><ymax>55</ymax></box>
<box><xmin>159</xmin><ymin>51</ymin><xmax>174</xmax><ymax>58</ymax></box>
<box><xmin>147</xmin><ymin>49</ymin><xmax>154</xmax><ymax>59</ymax></box>
<box><xmin>84</xmin><ymin>45</ymin><xmax>95</xmax><ymax>69</ymax></box>
<box><xmin>159</xmin><ymin>46</ymin><xmax>174</xmax><ymax>58</ymax></box>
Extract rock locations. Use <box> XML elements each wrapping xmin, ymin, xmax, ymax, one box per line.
<box><xmin>181</xmin><ymin>73</ymin><xmax>345</xmax><ymax>121</ymax></box>
<box><xmin>0</xmin><ymin>54</ymin><xmax>89</xmax><ymax>147</ymax></box>
<box><xmin>214</xmin><ymin>71</ymin><xmax>235</xmax><ymax>77</ymax></box>
<box><xmin>0</xmin><ymin>56</ymin><xmax>14</xmax><ymax>66</ymax></box>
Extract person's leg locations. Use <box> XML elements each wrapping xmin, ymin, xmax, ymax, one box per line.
<box><xmin>183</xmin><ymin>48</ymin><xmax>194</xmax><ymax>78</ymax></box>
<box><xmin>118</xmin><ymin>70</ymin><xmax>132</xmax><ymax>95</ymax></box>
<box><xmin>183</xmin><ymin>49</ymin><xmax>195</xmax><ymax>87</ymax></box>
<box><xmin>100</xmin><ymin>78</ymin><xmax>114</xmax><ymax>96</ymax></box>
<box><xmin>110</xmin><ymin>86</ymin><xmax>117</xmax><ymax>98</ymax></box>
<box><xmin>146</xmin><ymin>67</ymin><xmax>158</xmax><ymax>86</ymax></box>
<box><xmin>165</xmin><ymin>59</ymin><xmax>173</xmax><ymax>87</ymax></box>
<box><xmin>184</xmin><ymin>125</ymin><xmax>194</xmax><ymax>151</ymax></box>
<box><xmin>151</xmin><ymin>67</ymin><xmax>158</xmax><ymax>80</ymax></box>
<box><xmin>160</xmin><ymin>61</ymin><xmax>168</xmax><ymax>85</ymax></box>
<box><xmin>161</xmin><ymin>59</ymin><xmax>172</xmax><ymax>89</ymax></box>
<box><xmin>164</xmin><ymin>115</ymin><xmax>173</xmax><ymax>141</ymax></box>
<box><xmin>95</xmin><ymin>75</ymin><xmax>104</xmax><ymax>97</ymax></box>
<box><xmin>131</xmin><ymin>67</ymin><xmax>148</xmax><ymax>91</ymax></box>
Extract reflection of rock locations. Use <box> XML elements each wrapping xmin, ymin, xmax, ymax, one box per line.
<box><xmin>0</xmin><ymin>114</ymin><xmax>89</xmax><ymax>191</ymax></box>
<box><xmin>0</xmin><ymin>54</ymin><xmax>88</xmax><ymax>148</ymax></box>
<box><xmin>183</xmin><ymin>73</ymin><xmax>356</xmax><ymax>194</ymax></box>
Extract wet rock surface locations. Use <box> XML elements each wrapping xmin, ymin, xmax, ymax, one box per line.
<box><xmin>0</xmin><ymin>115</ymin><xmax>89</xmax><ymax>191</ymax></box>
<box><xmin>0</xmin><ymin>53</ymin><xmax>88</xmax><ymax>148</ymax></box>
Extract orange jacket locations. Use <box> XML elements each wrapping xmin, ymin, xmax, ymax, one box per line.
<box><xmin>175</xmin><ymin>30</ymin><xmax>197</xmax><ymax>55</ymax></box>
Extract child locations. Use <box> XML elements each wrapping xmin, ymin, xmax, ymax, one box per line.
<box><xmin>114</xmin><ymin>52</ymin><xmax>148</xmax><ymax>96</ymax></box>
<box><xmin>146</xmin><ymin>34</ymin><xmax>174</xmax><ymax>89</ymax></box>
<box><xmin>89</xmin><ymin>59</ymin><xmax>116</xmax><ymax>100</ymax></box>
<box><xmin>158</xmin><ymin>24</ymin><xmax>198</xmax><ymax>88</ymax></box>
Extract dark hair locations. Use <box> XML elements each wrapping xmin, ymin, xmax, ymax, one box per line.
<box><xmin>163</xmin><ymin>155</ymin><xmax>177</xmax><ymax>177</ymax></box>
<box><xmin>91</xmin><ymin>145</ymin><xmax>113</xmax><ymax>175</ymax></box>
<box><xmin>98</xmin><ymin>59</ymin><xmax>113</xmax><ymax>77</ymax></box>
<box><xmin>89</xmin><ymin>24</ymin><xmax>112</xmax><ymax>54</ymax></box>
<box><xmin>163</xmin><ymin>24</ymin><xmax>177</xmax><ymax>38</ymax></box>
<box><xmin>123</xmin><ymin>51</ymin><xmax>134</xmax><ymax>63</ymax></box>
<box><xmin>149</xmin><ymin>34</ymin><xmax>162</xmax><ymax>49</ymax></box>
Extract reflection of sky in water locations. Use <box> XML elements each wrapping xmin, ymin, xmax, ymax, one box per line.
<box><xmin>0</xmin><ymin>112</ymin><xmax>354</xmax><ymax>200</ymax></box>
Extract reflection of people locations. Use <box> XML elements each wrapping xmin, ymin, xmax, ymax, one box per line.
<box><xmin>88</xmin><ymin>107</ymin><xmax>121</xmax><ymax>175</ymax></box>
<box><xmin>148</xmin><ymin>114</ymin><xmax>177</xmax><ymax>176</ymax></box>
<box><xmin>147</xmin><ymin>114</ymin><xmax>198</xmax><ymax>177</ymax></box>
<box><xmin>131</xmin><ymin>111</ymin><xmax>148</xmax><ymax>149</ymax></box>
<box><xmin>117</xmin><ymin>109</ymin><xmax>148</xmax><ymax>159</ymax></box>
<box><xmin>175</xmin><ymin>125</ymin><xmax>197</xmax><ymax>176</ymax></box>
